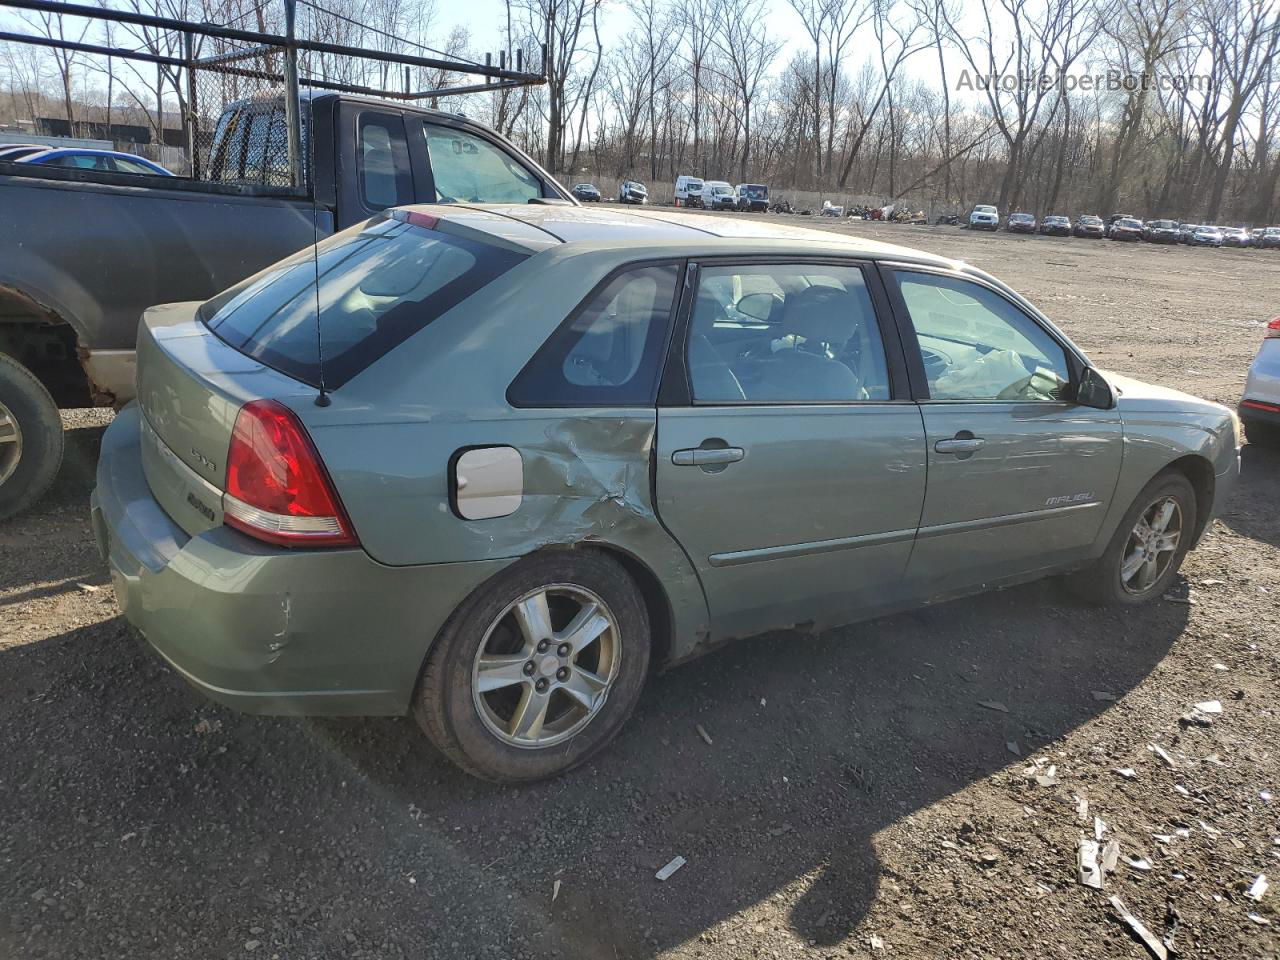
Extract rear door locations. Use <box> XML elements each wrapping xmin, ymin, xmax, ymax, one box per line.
<box><xmin>883</xmin><ymin>265</ymin><xmax>1124</xmax><ymax>592</ymax></box>
<box><xmin>654</xmin><ymin>259</ymin><xmax>927</xmax><ymax>642</ymax></box>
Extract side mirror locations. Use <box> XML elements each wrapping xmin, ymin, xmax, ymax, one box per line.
<box><xmin>735</xmin><ymin>292</ymin><xmax>776</xmax><ymax>322</ymax></box>
<box><xmin>1076</xmin><ymin>367</ymin><xmax>1115</xmax><ymax>409</ymax></box>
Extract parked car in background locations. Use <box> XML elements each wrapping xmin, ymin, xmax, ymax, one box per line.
<box><xmin>1006</xmin><ymin>212</ymin><xmax>1036</xmax><ymax>234</ymax></box>
<box><xmin>1144</xmin><ymin>219</ymin><xmax>1180</xmax><ymax>243</ymax></box>
<box><xmin>1241</xmin><ymin>317</ymin><xmax>1280</xmax><ymax>444</ymax></box>
<box><xmin>735</xmin><ymin>183</ymin><xmax>769</xmax><ymax>212</ymax></box>
<box><xmin>1257</xmin><ymin>227</ymin><xmax>1280</xmax><ymax>249</ymax></box>
<box><xmin>618</xmin><ymin>179</ymin><xmax>648</xmax><ymax>204</ymax></box>
<box><xmin>705</xmin><ymin>180</ymin><xmax>736</xmax><ymax>210</ymax></box>
<box><xmin>1108</xmin><ymin>217</ymin><xmax>1143</xmax><ymax>241</ymax></box>
<box><xmin>674</xmin><ymin>175</ymin><xmax>705</xmax><ymax>208</ymax></box>
<box><xmin>1040</xmin><ymin>215</ymin><xmax>1071</xmax><ymax>236</ymax></box>
<box><xmin>0</xmin><ymin>90</ymin><xmax>574</xmax><ymax>522</ymax></box>
<box><xmin>0</xmin><ymin>144</ymin><xmax>47</xmax><ymax>161</ymax></box>
<box><xmin>1189</xmin><ymin>225</ymin><xmax>1223</xmax><ymax>247</ymax></box>
<box><xmin>1108</xmin><ymin>213</ymin><xmax>1138</xmax><ymax>228</ymax></box>
<box><xmin>571</xmin><ymin>182</ymin><xmax>601</xmax><ymax>202</ymax></box>
<box><xmin>1178</xmin><ymin>223</ymin><xmax>1199</xmax><ymax>243</ymax></box>
<box><xmin>1074</xmin><ymin>214</ymin><xmax>1105</xmax><ymax>238</ymax></box>
<box><xmin>968</xmin><ymin>204</ymin><xmax>999</xmax><ymax>230</ymax></box>
<box><xmin>1221</xmin><ymin>227</ymin><xmax>1250</xmax><ymax>247</ymax></box>
<box><xmin>91</xmin><ymin>202</ymin><xmax>1240</xmax><ymax>783</ymax></box>
<box><xmin>19</xmin><ymin>147</ymin><xmax>175</xmax><ymax>176</ymax></box>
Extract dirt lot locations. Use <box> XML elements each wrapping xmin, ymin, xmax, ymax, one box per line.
<box><xmin>2</xmin><ymin>220</ymin><xmax>1279</xmax><ymax>960</ymax></box>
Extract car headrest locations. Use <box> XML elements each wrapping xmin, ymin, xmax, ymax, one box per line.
<box><xmin>781</xmin><ymin>285</ymin><xmax>858</xmax><ymax>347</ymax></box>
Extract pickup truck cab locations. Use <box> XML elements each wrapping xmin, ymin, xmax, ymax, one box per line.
<box><xmin>0</xmin><ymin>91</ymin><xmax>571</xmax><ymax>519</ymax></box>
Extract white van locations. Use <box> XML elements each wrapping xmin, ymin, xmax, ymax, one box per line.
<box><xmin>674</xmin><ymin>175</ymin><xmax>704</xmax><ymax>208</ymax></box>
<box><xmin>704</xmin><ymin>180</ymin><xmax>735</xmax><ymax>210</ymax></box>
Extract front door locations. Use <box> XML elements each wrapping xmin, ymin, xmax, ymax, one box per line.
<box><xmin>655</xmin><ymin>260</ymin><xmax>927</xmax><ymax>641</ymax></box>
<box><xmin>884</xmin><ymin>266</ymin><xmax>1124</xmax><ymax>594</ymax></box>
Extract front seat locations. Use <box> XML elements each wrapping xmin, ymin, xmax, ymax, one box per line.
<box><xmin>737</xmin><ymin>286</ymin><xmax>862</xmax><ymax>401</ymax></box>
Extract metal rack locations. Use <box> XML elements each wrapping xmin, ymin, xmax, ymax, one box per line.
<box><xmin>0</xmin><ymin>0</ymin><xmax>547</xmax><ymax>188</ymax></box>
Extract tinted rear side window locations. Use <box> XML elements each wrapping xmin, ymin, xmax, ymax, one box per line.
<box><xmin>508</xmin><ymin>263</ymin><xmax>679</xmax><ymax>407</ymax></box>
<box><xmin>201</xmin><ymin>215</ymin><xmax>526</xmax><ymax>389</ymax></box>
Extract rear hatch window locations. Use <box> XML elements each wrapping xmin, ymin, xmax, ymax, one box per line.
<box><xmin>199</xmin><ymin>213</ymin><xmax>526</xmax><ymax>389</ymax></box>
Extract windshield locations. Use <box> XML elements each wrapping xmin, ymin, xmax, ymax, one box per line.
<box><xmin>744</xmin><ymin>184</ymin><xmax>767</xmax><ymax>198</ymax></box>
<box><xmin>200</xmin><ymin>214</ymin><xmax>526</xmax><ymax>389</ymax></box>
<box><xmin>1012</xmin><ymin>214</ymin><xmax>1033</xmax><ymax>221</ymax></box>
<box><xmin>1151</xmin><ymin>220</ymin><xmax>1176</xmax><ymax>228</ymax></box>
<box><xmin>710</xmin><ymin>185</ymin><xmax>731</xmax><ymax>195</ymax></box>
<box><xmin>1118</xmin><ymin>219</ymin><xmax>1141</xmax><ymax>228</ymax></box>
<box><xmin>975</xmin><ymin>205</ymin><xmax>996</xmax><ymax>214</ymax></box>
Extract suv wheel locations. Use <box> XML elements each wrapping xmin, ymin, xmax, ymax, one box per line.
<box><xmin>414</xmin><ymin>551</ymin><xmax>651</xmax><ymax>782</ymax></box>
<box><xmin>1068</xmin><ymin>472</ymin><xmax>1197</xmax><ymax>605</ymax></box>
<box><xmin>0</xmin><ymin>353</ymin><xmax>64</xmax><ymax>522</ymax></box>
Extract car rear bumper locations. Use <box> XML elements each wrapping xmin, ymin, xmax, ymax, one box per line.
<box><xmin>91</xmin><ymin>405</ymin><xmax>512</xmax><ymax>717</ymax></box>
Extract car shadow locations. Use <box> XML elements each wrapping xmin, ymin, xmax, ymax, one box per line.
<box><xmin>0</xmin><ymin>568</ymin><xmax>1188</xmax><ymax>958</ymax></box>
<box><xmin>1217</xmin><ymin>442</ymin><xmax>1280</xmax><ymax>549</ymax></box>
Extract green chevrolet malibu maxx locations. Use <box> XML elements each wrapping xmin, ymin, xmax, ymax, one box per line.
<box><xmin>92</xmin><ymin>205</ymin><xmax>1241</xmax><ymax>782</ymax></box>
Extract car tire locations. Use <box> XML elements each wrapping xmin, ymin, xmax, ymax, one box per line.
<box><xmin>1067</xmin><ymin>472</ymin><xmax>1198</xmax><ymax>606</ymax></box>
<box><xmin>0</xmin><ymin>352</ymin><xmax>64</xmax><ymax>523</ymax></box>
<box><xmin>413</xmin><ymin>550</ymin><xmax>651</xmax><ymax>782</ymax></box>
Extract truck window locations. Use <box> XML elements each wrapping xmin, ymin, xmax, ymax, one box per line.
<box><xmin>423</xmin><ymin>122</ymin><xmax>542</xmax><ymax>203</ymax></box>
<box><xmin>358</xmin><ymin>113</ymin><xmax>412</xmax><ymax>211</ymax></box>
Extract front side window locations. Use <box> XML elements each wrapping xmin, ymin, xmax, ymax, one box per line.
<box><xmin>509</xmin><ymin>264</ymin><xmax>679</xmax><ymax>406</ymax></box>
<box><xmin>201</xmin><ymin>214</ymin><xmax>526</xmax><ymax>389</ymax></box>
<box><xmin>893</xmin><ymin>271</ymin><xmax>1071</xmax><ymax>402</ymax></box>
<box><xmin>423</xmin><ymin>122</ymin><xmax>542</xmax><ymax>204</ymax></box>
<box><xmin>688</xmin><ymin>263</ymin><xmax>891</xmax><ymax>404</ymax></box>
<box><xmin>111</xmin><ymin>157</ymin><xmax>159</xmax><ymax>176</ymax></box>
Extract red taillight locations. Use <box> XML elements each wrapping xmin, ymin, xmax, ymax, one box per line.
<box><xmin>223</xmin><ymin>399</ymin><xmax>357</xmax><ymax>548</ymax></box>
<box><xmin>1266</xmin><ymin>317</ymin><xmax>1280</xmax><ymax>339</ymax></box>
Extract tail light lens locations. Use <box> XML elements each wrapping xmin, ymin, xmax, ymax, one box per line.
<box><xmin>223</xmin><ymin>399</ymin><xmax>358</xmax><ymax>547</ymax></box>
<box><xmin>1266</xmin><ymin>317</ymin><xmax>1280</xmax><ymax>339</ymax></box>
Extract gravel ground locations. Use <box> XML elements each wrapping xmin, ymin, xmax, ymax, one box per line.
<box><xmin>2</xmin><ymin>220</ymin><xmax>1279</xmax><ymax>960</ymax></box>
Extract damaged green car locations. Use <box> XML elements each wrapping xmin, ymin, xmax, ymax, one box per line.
<box><xmin>92</xmin><ymin>205</ymin><xmax>1240</xmax><ymax>782</ymax></box>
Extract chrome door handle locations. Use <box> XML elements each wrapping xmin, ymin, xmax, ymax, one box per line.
<box><xmin>672</xmin><ymin>447</ymin><xmax>745</xmax><ymax>466</ymax></box>
<box><xmin>934</xmin><ymin>437</ymin><xmax>985</xmax><ymax>455</ymax></box>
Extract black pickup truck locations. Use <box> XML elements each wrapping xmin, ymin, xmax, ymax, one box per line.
<box><xmin>0</xmin><ymin>91</ymin><xmax>573</xmax><ymax>519</ymax></box>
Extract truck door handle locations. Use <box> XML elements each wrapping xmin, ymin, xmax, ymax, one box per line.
<box><xmin>934</xmin><ymin>436</ymin><xmax>985</xmax><ymax>456</ymax></box>
<box><xmin>672</xmin><ymin>446</ymin><xmax>745</xmax><ymax>466</ymax></box>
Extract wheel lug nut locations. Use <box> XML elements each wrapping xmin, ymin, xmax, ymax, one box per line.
<box><xmin>523</xmin><ymin>661</ymin><xmax>535</xmax><ymax>676</ymax></box>
<box><xmin>535</xmin><ymin>678</ymin><xmax>549</xmax><ymax>693</ymax></box>
<box><xmin>537</xmin><ymin>639</ymin><xmax>550</xmax><ymax>653</ymax></box>
<box><xmin>556</xmin><ymin>667</ymin><xmax>569</xmax><ymax>681</ymax></box>
<box><xmin>557</xmin><ymin>642</ymin><xmax>571</xmax><ymax>657</ymax></box>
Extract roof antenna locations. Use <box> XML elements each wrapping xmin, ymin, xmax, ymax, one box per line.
<box><xmin>285</xmin><ymin>0</ymin><xmax>329</xmax><ymax>408</ymax></box>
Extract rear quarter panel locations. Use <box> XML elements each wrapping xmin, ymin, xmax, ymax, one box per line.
<box><xmin>294</xmin><ymin>246</ymin><xmax>712</xmax><ymax>660</ymax></box>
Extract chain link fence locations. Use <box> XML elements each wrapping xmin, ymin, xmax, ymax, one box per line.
<box><xmin>188</xmin><ymin>36</ymin><xmax>299</xmax><ymax>188</ymax></box>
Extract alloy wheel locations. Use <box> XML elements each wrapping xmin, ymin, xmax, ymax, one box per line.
<box><xmin>1120</xmin><ymin>496</ymin><xmax>1183</xmax><ymax>595</ymax></box>
<box><xmin>471</xmin><ymin>584</ymin><xmax>621</xmax><ymax>749</ymax></box>
<box><xmin>0</xmin><ymin>399</ymin><xmax>23</xmax><ymax>488</ymax></box>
